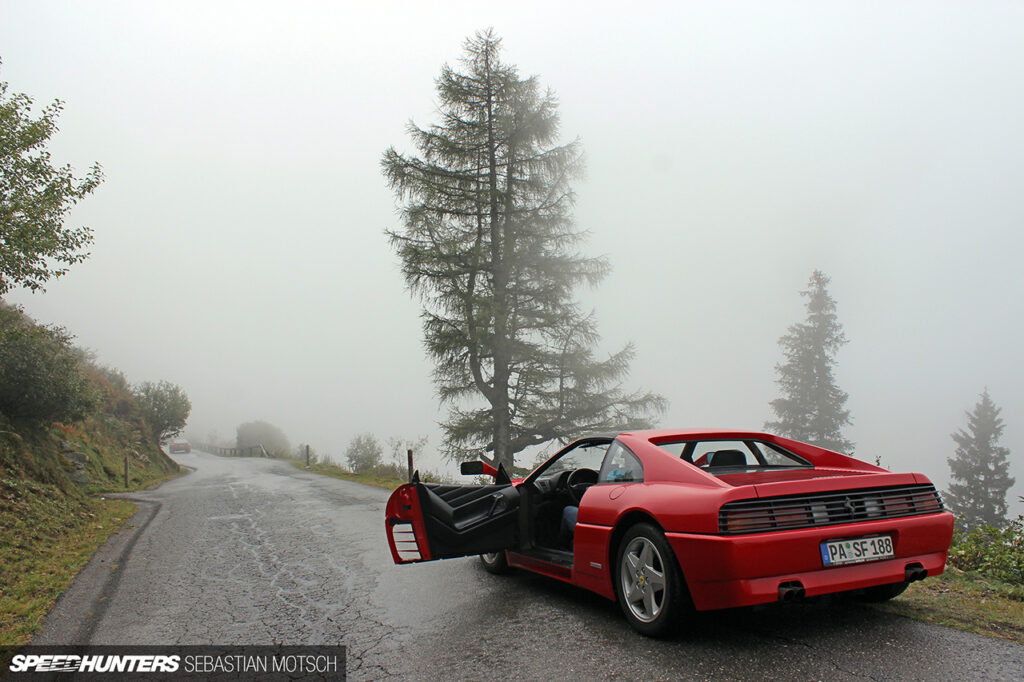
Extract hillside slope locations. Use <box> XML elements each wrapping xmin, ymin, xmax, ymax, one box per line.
<box><xmin>0</xmin><ymin>306</ymin><xmax>183</xmax><ymax>646</ymax></box>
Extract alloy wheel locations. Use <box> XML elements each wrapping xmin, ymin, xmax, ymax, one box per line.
<box><xmin>619</xmin><ymin>536</ymin><xmax>667</xmax><ymax>623</ymax></box>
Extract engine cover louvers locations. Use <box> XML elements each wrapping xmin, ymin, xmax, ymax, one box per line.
<box><xmin>718</xmin><ymin>484</ymin><xmax>944</xmax><ymax>535</ymax></box>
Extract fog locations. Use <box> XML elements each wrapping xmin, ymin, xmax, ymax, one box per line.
<box><xmin>2</xmin><ymin>1</ymin><xmax>1021</xmax><ymax>511</ymax></box>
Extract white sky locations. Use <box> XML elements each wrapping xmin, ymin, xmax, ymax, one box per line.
<box><xmin>2</xmin><ymin>1</ymin><xmax>1022</xmax><ymax>510</ymax></box>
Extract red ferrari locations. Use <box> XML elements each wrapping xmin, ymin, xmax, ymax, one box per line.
<box><xmin>384</xmin><ymin>429</ymin><xmax>954</xmax><ymax>636</ymax></box>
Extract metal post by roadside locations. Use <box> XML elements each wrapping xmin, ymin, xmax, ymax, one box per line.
<box><xmin>407</xmin><ymin>448</ymin><xmax>414</xmax><ymax>482</ymax></box>
<box><xmin>124</xmin><ymin>453</ymin><xmax>129</xmax><ymax>489</ymax></box>
<box><xmin>306</xmin><ymin>444</ymin><xmax>310</xmax><ymax>467</ymax></box>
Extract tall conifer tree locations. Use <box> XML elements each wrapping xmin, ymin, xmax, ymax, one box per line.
<box><xmin>765</xmin><ymin>270</ymin><xmax>853</xmax><ymax>452</ymax></box>
<box><xmin>382</xmin><ymin>31</ymin><xmax>664</xmax><ymax>470</ymax></box>
<box><xmin>946</xmin><ymin>389</ymin><xmax>1014</xmax><ymax>531</ymax></box>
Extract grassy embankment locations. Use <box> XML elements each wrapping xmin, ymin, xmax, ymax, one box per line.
<box><xmin>874</xmin><ymin>570</ymin><xmax>1024</xmax><ymax>644</ymax></box>
<box><xmin>874</xmin><ymin>518</ymin><xmax>1024</xmax><ymax>644</ymax></box>
<box><xmin>289</xmin><ymin>459</ymin><xmax>422</xmax><ymax>490</ymax></box>
<box><xmin>0</xmin><ymin>373</ymin><xmax>182</xmax><ymax>646</ymax></box>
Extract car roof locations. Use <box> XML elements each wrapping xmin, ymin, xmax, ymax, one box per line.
<box><xmin>622</xmin><ymin>428</ymin><xmax>777</xmax><ymax>442</ymax></box>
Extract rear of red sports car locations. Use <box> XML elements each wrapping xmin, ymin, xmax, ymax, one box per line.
<box><xmin>620</xmin><ymin>432</ymin><xmax>954</xmax><ymax>612</ymax></box>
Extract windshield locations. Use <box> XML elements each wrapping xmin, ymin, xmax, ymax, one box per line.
<box><xmin>534</xmin><ymin>441</ymin><xmax>611</xmax><ymax>479</ymax></box>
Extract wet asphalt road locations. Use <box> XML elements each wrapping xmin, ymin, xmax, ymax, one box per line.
<box><xmin>35</xmin><ymin>451</ymin><xmax>1024</xmax><ymax>680</ymax></box>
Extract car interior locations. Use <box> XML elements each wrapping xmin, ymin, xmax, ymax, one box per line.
<box><xmin>522</xmin><ymin>440</ymin><xmax>610</xmax><ymax>559</ymax></box>
<box><xmin>520</xmin><ymin>438</ymin><xmax>647</xmax><ymax>560</ymax></box>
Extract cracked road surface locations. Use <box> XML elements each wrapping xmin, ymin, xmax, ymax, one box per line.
<box><xmin>36</xmin><ymin>451</ymin><xmax>1024</xmax><ymax>680</ymax></box>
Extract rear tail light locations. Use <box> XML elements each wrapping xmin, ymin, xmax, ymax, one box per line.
<box><xmin>719</xmin><ymin>484</ymin><xmax>945</xmax><ymax>534</ymax></box>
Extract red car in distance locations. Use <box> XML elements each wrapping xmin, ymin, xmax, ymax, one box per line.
<box><xmin>168</xmin><ymin>441</ymin><xmax>191</xmax><ymax>454</ymax></box>
<box><xmin>385</xmin><ymin>429</ymin><xmax>954</xmax><ymax>636</ymax></box>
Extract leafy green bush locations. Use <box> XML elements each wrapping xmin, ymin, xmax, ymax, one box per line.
<box><xmin>88</xmin><ymin>365</ymin><xmax>140</xmax><ymax>420</ymax></box>
<box><xmin>948</xmin><ymin>516</ymin><xmax>1024</xmax><ymax>585</ymax></box>
<box><xmin>0</xmin><ymin>318</ymin><xmax>96</xmax><ymax>424</ymax></box>
<box><xmin>345</xmin><ymin>433</ymin><xmax>382</xmax><ymax>473</ymax></box>
<box><xmin>134</xmin><ymin>380</ymin><xmax>190</xmax><ymax>442</ymax></box>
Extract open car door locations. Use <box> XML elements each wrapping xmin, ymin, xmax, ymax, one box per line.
<box><xmin>385</xmin><ymin>480</ymin><xmax>520</xmax><ymax>564</ymax></box>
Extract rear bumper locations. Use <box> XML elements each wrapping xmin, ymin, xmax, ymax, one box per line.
<box><xmin>666</xmin><ymin>511</ymin><xmax>954</xmax><ymax>610</ymax></box>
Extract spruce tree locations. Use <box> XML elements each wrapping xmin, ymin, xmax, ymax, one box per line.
<box><xmin>765</xmin><ymin>270</ymin><xmax>853</xmax><ymax>453</ymax></box>
<box><xmin>946</xmin><ymin>389</ymin><xmax>1014</xmax><ymax>531</ymax></box>
<box><xmin>382</xmin><ymin>31</ymin><xmax>665</xmax><ymax>470</ymax></box>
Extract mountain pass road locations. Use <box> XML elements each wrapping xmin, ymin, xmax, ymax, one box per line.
<box><xmin>34</xmin><ymin>451</ymin><xmax>1024</xmax><ymax>680</ymax></box>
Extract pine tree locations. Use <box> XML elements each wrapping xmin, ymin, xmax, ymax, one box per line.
<box><xmin>765</xmin><ymin>270</ymin><xmax>853</xmax><ymax>452</ymax></box>
<box><xmin>946</xmin><ymin>389</ymin><xmax>1014</xmax><ymax>531</ymax></box>
<box><xmin>382</xmin><ymin>31</ymin><xmax>665</xmax><ymax>470</ymax></box>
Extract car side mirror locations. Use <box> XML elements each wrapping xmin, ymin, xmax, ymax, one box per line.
<box><xmin>460</xmin><ymin>460</ymin><xmax>502</xmax><ymax>479</ymax></box>
<box><xmin>460</xmin><ymin>461</ymin><xmax>484</xmax><ymax>475</ymax></box>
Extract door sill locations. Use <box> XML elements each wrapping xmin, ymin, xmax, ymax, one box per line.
<box><xmin>506</xmin><ymin>549</ymin><xmax>574</xmax><ymax>582</ymax></box>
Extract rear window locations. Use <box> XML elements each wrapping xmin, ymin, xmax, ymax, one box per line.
<box><xmin>657</xmin><ymin>439</ymin><xmax>810</xmax><ymax>470</ymax></box>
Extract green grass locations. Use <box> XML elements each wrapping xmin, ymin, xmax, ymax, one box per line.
<box><xmin>872</xmin><ymin>569</ymin><xmax>1024</xmax><ymax>644</ymax></box>
<box><xmin>289</xmin><ymin>460</ymin><xmax>409</xmax><ymax>490</ymax></box>
<box><xmin>0</xmin><ymin>479</ymin><xmax>138</xmax><ymax>646</ymax></box>
<box><xmin>0</xmin><ymin>420</ymin><xmax>183</xmax><ymax>647</ymax></box>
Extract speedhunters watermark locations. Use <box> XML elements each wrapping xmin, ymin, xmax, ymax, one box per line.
<box><xmin>1</xmin><ymin>646</ymin><xmax>346</xmax><ymax>680</ymax></box>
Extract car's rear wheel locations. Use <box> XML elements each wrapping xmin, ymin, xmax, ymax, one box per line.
<box><xmin>614</xmin><ymin>523</ymin><xmax>689</xmax><ymax>637</ymax></box>
<box><xmin>854</xmin><ymin>581</ymin><xmax>909</xmax><ymax>602</ymax></box>
<box><xmin>479</xmin><ymin>551</ymin><xmax>510</xmax><ymax>575</ymax></box>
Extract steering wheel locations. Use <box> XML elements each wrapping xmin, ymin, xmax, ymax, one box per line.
<box><xmin>566</xmin><ymin>468</ymin><xmax>598</xmax><ymax>505</ymax></box>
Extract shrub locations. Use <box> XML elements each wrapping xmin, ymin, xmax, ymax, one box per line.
<box><xmin>0</xmin><ymin>320</ymin><xmax>95</xmax><ymax>424</ymax></box>
<box><xmin>134</xmin><ymin>380</ymin><xmax>190</xmax><ymax>442</ymax></box>
<box><xmin>345</xmin><ymin>434</ymin><xmax>382</xmax><ymax>473</ymax></box>
<box><xmin>369</xmin><ymin>461</ymin><xmax>445</xmax><ymax>483</ymax></box>
<box><xmin>948</xmin><ymin>516</ymin><xmax>1024</xmax><ymax>585</ymax></box>
<box><xmin>87</xmin><ymin>365</ymin><xmax>139</xmax><ymax>420</ymax></box>
<box><xmin>236</xmin><ymin>420</ymin><xmax>289</xmax><ymax>456</ymax></box>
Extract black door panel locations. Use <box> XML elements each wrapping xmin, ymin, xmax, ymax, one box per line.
<box><xmin>417</xmin><ymin>482</ymin><xmax>520</xmax><ymax>558</ymax></box>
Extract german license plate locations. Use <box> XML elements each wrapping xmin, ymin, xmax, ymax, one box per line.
<box><xmin>820</xmin><ymin>535</ymin><xmax>894</xmax><ymax>567</ymax></box>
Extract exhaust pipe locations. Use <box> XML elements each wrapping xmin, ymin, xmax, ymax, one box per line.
<box><xmin>778</xmin><ymin>581</ymin><xmax>805</xmax><ymax>602</ymax></box>
<box><xmin>905</xmin><ymin>564</ymin><xmax>928</xmax><ymax>583</ymax></box>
